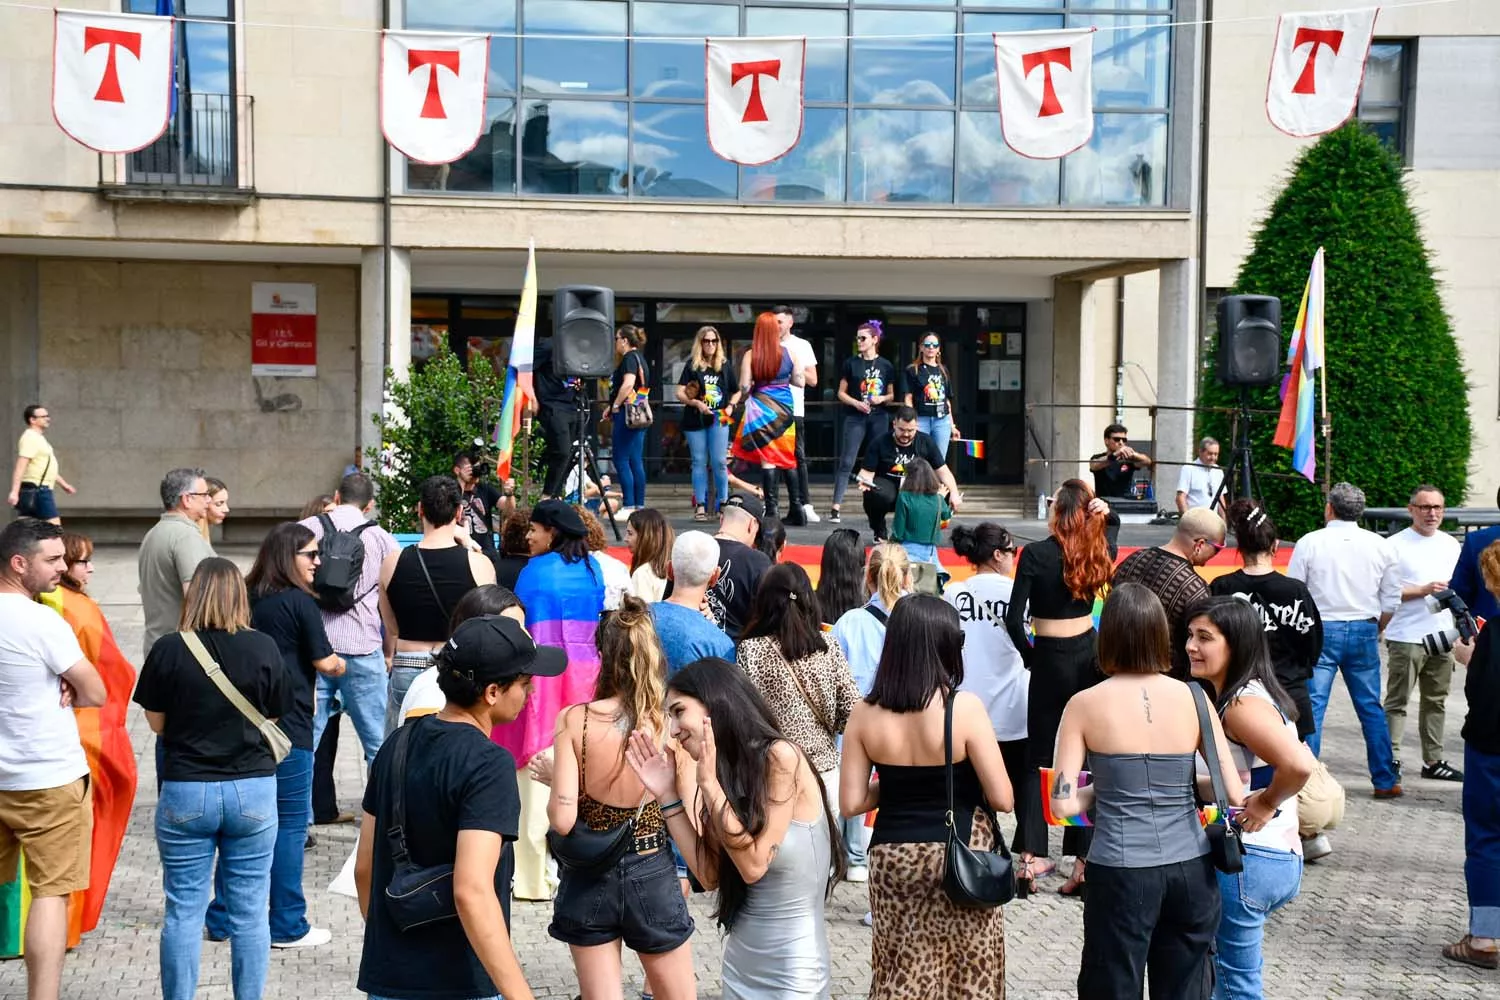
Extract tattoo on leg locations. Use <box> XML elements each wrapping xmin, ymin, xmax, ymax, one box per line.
<box><xmin>1142</xmin><ymin>687</ymin><xmax>1153</xmax><ymax>723</ymax></box>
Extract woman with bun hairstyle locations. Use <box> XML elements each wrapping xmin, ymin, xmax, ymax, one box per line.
<box><xmin>1210</xmin><ymin>499</ymin><xmax>1322</xmax><ymax>742</ymax></box>
<box><xmin>944</xmin><ymin>523</ymin><xmax>1029</xmax><ymax>847</ymax></box>
<box><xmin>1004</xmin><ymin>478</ymin><xmax>1117</xmax><ymax>897</ymax></box>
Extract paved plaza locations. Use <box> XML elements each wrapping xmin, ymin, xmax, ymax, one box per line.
<box><xmin>0</xmin><ymin>544</ymin><xmax>1493</xmax><ymax>999</ymax></box>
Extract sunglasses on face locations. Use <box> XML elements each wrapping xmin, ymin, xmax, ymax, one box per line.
<box><xmin>1110</xmin><ymin>436</ymin><xmax>1128</xmax><ymax>443</ymax></box>
<box><xmin>297</xmin><ymin>548</ymin><xmax>321</xmax><ymax>559</ymax></box>
<box><xmin>922</xmin><ymin>341</ymin><xmax>940</xmax><ymax>348</ymax></box>
<box><xmin>1195</xmin><ymin>538</ymin><xmax>1226</xmax><ymax>556</ymax></box>
<box><xmin>702</xmin><ymin>337</ymin><xmax>719</xmax><ymax>343</ymax></box>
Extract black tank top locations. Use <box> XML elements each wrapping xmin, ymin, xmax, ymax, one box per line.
<box><xmin>386</xmin><ymin>545</ymin><xmax>478</xmax><ymax>642</ymax></box>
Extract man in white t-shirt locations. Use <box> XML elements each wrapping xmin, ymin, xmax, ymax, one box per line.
<box><xmin>1380</xmin><ymin>484</ymin><xmax>1464</xmax><ymax>781</ymax></box>
<box><xmin>774</xmin><ymin>305</ymin><xmax>820</xmax><ymax>525</ymax></box>
<box><xmin>0</xmin><ymin>518</ymin><xmax>105</xmax><ymax>1000</ymax></box>
<box><xmin>1175</xmin><ymin>437</ymin><xmax>1225</xmax><ymax>514</ymax></box>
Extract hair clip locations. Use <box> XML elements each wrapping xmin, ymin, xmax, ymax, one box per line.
<box><xmin>1247</xmin><ymin>506</ymin><xmax>1268</xmax><ymax>527</ymax></box>
<box><xmin>787</xmin><ymin>591</ymin><xmax>798</xmax><ymax>601</ymax></box>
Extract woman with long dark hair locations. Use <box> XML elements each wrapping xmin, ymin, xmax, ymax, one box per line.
<box><xmin>626</xmin><ymin>507</ymin><xmax>673</xmax><ymax>602</ymax></box>
<box><xmin>677</xmin><ymin>324</ymin><xmax>739</xmax><ymax>520</ymax></box>
<box><xmin>815</xmin><ymin>528</ymin><xmax>865</xmax><ymax>626</ymax></box>
<box><xmin>1003</xmin><ymin>478</ymin><xmax>1116</xmax><ymax>896</ymax></box>
<box><xmin>754</xmin><ymin>515</ymin><xmax>786</xmax><ymax>564</ymax></box>
<box><xmin>840</xmin><ymin>595</ymin><xmax>1013</xmax><ymax>998</ymax></box>
<box><xmin>607</xmin><ymin>323</ymin><xmax>651</xmax><ymax>517</ymax></box>
<box><xmin>627</xmin><ymin>657</ymin><xmax>844</xmax><ymax>998</ymax></box>
<box><xmin>548</xmin><ymin>598</ymin><xmax>694</xmax><ymax>999</ymax></box>
<box><xmin>204</xmin><ymin>522</ymin><xmax>345</xmax><ymax>949</ymax></box>
<box><xmin>1186</xmin><ymin>596</ymin><xmax>1315</xmax><ymax>999</ymax></box>
<box><xmin>732</xmin><ymin>311</ymin><xmax>806</xmax><ymax>521</ymax></box>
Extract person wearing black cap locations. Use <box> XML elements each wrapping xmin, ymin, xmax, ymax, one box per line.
<box><xmin>355</xmin><ymin>614</ymin><xmax>565</xmax><ymax>1000</ymax></box>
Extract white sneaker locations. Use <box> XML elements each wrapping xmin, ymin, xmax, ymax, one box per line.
<box><xmin>612</xmin><ymin>505</ymin><xmax>635</xmax><ymax>522</ymax></box>
<box><xmin>1302</xmin><ymin>833</ymin><xmax>1333</xmax><ymax>862</ymax></box>
<box><xmin>861</xmin><ymin>911</ymin><xmax>874</xmax><ymax>927</ymax></box>
<box><xmin>802</xmin><ymin>504</ymin><xmax>821</xmax><ymax>523</ymax></box>
<box><xmin>846</xmin><ymin>865</ymin><xmax>869</xmax><ymax>883</ymax></box>
<box><xmin>272</xmin><ymin>927</ymin><xmax>332</xmax><ymax>949</ymax></box>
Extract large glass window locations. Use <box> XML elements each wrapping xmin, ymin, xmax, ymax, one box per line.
<box><xmin>402</xmin><ymin>0</ymin><xmax>1176</xmax><ymax>208</ymax></box>
<box><xmin>1357</xmin><ymin>41</ymin><xmax>1411</xmax><ymax>158</ymax></box>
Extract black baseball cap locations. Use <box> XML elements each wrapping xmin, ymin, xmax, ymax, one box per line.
<box><xmin>531</xmin><ymin>498</ymin><xmax>588</xmax><ymax>539</ymax></box>
<box><xmin>723</xmin><ymin>492</ymin><xmax>765</xmax><ymax>518</ymax></box>
<box><xmin>437</xmin><ymin>615</ymin><xmax>567</xmax><ymax>684</ymax></box>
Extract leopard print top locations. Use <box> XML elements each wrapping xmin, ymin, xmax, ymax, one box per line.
<box><xmin>736</xmin><ymin>634</ymin><xmax>859</xmax><ymax>773</ymax></box>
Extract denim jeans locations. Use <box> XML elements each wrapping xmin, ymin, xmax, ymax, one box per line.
<box><xmin>157</xmin><ymin>777</ymin><xmax>277</xmax><ymax>1000</ymax></box>
<box><xmin>1213</xmin><ymin>845</ymin><xmax>1302</xmax><ymax>1000</ymax></box>
<box><xmin>685</xmin><ymin>421</ymin><xmax>730</xmax><ymax>511</ymax></box>
<box><xmin>916</xmin><ymin>414</ymin><xmax>952</xmax><ymax>459</ymax></box>
<box><xmin>206</xmin><ymin>748</ymin><xmax>315</xmax><ymax>944</ymax></box>
<box><xmin>1465</xmin><ymin>744</ymin><xmax>1500</xmax><ymax>938</ymax></box>
<box><xmin>385</xmin><ymin>664</ymin><xmax>426</xmax><ymax>737</ymax></box>
<box><xmin>832</xmin><ymin>410</ymin><xmax>890</xmax><ymax>506</ymax></box>
<box><xmin>313</xmin><ymin>649</ymin><xmax>388</xmax><ymax>764</ymax></box>
<box><xmin>612</xmin><ymin>411</ymin><xmax>647</xmax><ymax>508</ymax></box>
<box><xmin>1306</xmin><ymin>619</ymin><xmax>1400</xmax><ymax>790</ymax></box>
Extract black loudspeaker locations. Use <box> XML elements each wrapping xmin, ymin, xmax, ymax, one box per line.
<box><xmin>1216</xmin><ymin>294</ymin><xmax>1282</xmax><ymax>387</ymax></box>
<box><xmin>553</xmin><ymin>285</ymin><xmax>616</xmax><ymax>378</ymax></box>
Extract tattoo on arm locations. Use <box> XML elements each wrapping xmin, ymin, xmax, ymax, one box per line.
<box><xmin>555</xmin><ymin>795</ymin><xmax>576</xmax><ymax>806</ymax></box>
<box><xmin>1141</xmin><ymin>687</ymin><xmax>1153</xmax><ymax>723</ymax></box>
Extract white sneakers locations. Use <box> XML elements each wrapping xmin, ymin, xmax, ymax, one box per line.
<box><xmin>846</xmin><ymin>865</ymin><xmax>869</xmax><ymax>883</ymax></box>
<box><xmin>1302</xmin><ymin>833</ymin><xmax>1333</xmax><ymax>862</ymax></box>
<box><xmin>272</xmin><ymin>927</ymin><xmax>332</xmax><ymax>949</ymax></box>
<box><xmin>612</xmin><ymin>505</ymin><xmax>635</xmax><ymax>522</ymax></box>
<box><xmin>802</xmin><ymin>504</ymin><xmax>821</xmax><ymax>523</ymax></box>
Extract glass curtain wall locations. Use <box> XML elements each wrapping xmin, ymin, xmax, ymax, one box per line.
<box><xmin>403</xmin><ymin>0</ymin><xmax>1174</xmax><ymax>206</ymax></box>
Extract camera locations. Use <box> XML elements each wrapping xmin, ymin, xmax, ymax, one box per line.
<box><xmin>1421</xmin><ymin>589</ymin><xmax>1479</xmax><ymax>656</ymax></box>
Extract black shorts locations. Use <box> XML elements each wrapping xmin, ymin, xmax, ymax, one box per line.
<box><xmin>548</xmin><ymin>846</ymin><xmax>694</xmax><ymax>954</ymax></box>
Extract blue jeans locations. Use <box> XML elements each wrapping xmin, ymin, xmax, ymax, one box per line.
<box><xmin>313</xmin><ymin>649</ymin><xmax>388</xmax><ymax>764</ymax></box>
<box><xmin>833</xmin><ymin>410</ymin><xmax>890</xmax><ymax>506</ymax></box>
<box><xmin>1465</xmin><ymin>744</ymin><xmax>1500</xmax><ymax>938</ymax></box>
<box><xmin>685</xmin><ymin>422</ymin><xmax>730</xmax><ymax>511</ymax></box>
<box><xmin>157</xmin><ymin>777</ymin><xmax>277</xmax><ymax>1000</ymax></box>
<box><xmin>843</xmin><ymin>816</ymin><xmax>871</xmax><ymax>867</ymax></box>
<box><xmin>1212</xmin><ymin>844</ymin><xmax>1302</xmax><ymax>999</ymax></box>
<box><xmin>612</xmin><ymin>411</ymin><xmax>647</xmax><ymax>508</ymax></box>
<box><xmin>385</xmin><ymin>664</ymin><xmax>426</xmax><ymax>736</ymax></box>
<box><xmin>916</xmin><ymin>414</ymin><xmax>953</xmax><ymax>459</ymax></box>
<box><xmin>1306</xmin><ymin>619</ymin><xmax>1400</xmax><ymax>790</ymax></box>
<box><xmin>206</xmin><ymin>748</ymin><xmax>315</xmax><ymax>943</ymax></box>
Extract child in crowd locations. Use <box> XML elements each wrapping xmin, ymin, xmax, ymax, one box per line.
<box><xmin>890</xmin><ymin>458</ymin><xmax>951</xmax><ymax>594</ymax></box>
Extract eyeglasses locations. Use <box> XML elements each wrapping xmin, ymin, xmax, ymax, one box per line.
<box><xmin>185</xmin><ymin>491</ymin><xmax>214</xmax><ymax>499</ymax></box>
<box><xmin>296</xmin><ymin>548</ymin><xmax>321</xmax><ymax>560</ymax></box>
<box><xmin>922</xmin><ymin>341</ymin><xmax>940</xmax><ymax>348</ymax></box>
<box><xmin>856</xmin><ymin>335</ymin><xmax>871</xmax><ymax>342</ymax></box>
<box><xmin>701</xmin><ymin>337</ymin><xmax>719</xmax><ymax>343</ymax></box>
<box><xmin>1109</xmin><ymin>436</ymin><xmax>1128</xmax><ymax>443</ymax></box>
<box><xmin>1195</xmin><ymin>537</ymin><xmax>1226</xmax><ymax>556</ymax></box>
<box><xmin>1411</xmin><ymin>504</ymin><xmax>1444</xmax><ymax>514</ymax></box>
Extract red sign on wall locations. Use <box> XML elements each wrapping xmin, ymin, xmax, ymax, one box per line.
<box><xmin>251</xmin><ymin>282</ymin><xmax>317</xmax><ymax>377</ymax></box>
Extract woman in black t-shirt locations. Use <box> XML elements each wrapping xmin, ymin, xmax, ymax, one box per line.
<box><xmin>133</xmin><ymin>557</ymin><xmax>292</xmax><ymax>1000</ymax></box>
<box><xmin>608</xmin><ymin>324</ymin><xmax>651</xmax><ymax>515</ymax></box>
<box><xmin>901</xmin><ymin>333</ymin><xmax>960</xmax><ymax>460</ymax></box>
<box><xmin>204</xmin><ymin>522</ymin><xmax>345</xmax><ymax>949</ymax></box>
<box><xmin>831</xmin><ymin>321</ymin><xmax>898</xmax><ymax>523</ymax></box>
<box><xmin>675</xmin><ymin>324</ymin><xmax>739</xmax><ymax>520</ymax></box>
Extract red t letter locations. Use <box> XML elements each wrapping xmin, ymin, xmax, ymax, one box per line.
<box><xmin>1021</xmin><ymin>46</ymin><xmax>1073</xmax><ymax>118</ymax></box>
<box><xmin>408</xmin><ymin>49</ymin><xmax>462</xmax><ymax>119</ymax></box>
<box><xmin>84</xmin><ymin>27</ymin><xmax>143</xmax><ymax>104</ymax></box>
<box><xmin>1291</xmin><ymin>28</ymin><xmax>1344</xmax><ymax>95</ymax></box>
<box><xmin>731</xmin><ymin>59</ymin><xmax>781</xmax><ymax>124</ymax></box>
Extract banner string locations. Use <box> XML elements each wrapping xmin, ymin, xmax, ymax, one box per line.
<box><xmin>0</xmin><ymin>0</ymin><xmax>1463</xmax><ymax>43</ymax></box>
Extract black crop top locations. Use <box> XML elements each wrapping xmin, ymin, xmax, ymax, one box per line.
<box><xmin>386</xmin><ymin>545</ymin><xmax>479</xmax><ymax>642</ymax></box>
<box><xmin>869</xmin><ymin>760</ymin><xmax>986</xmax><ymax>846</ymax></box>
<box><xmin>1005</xmin><ymin>528</ymin><xmax>1119</xmax><ymax>656</ymax></box>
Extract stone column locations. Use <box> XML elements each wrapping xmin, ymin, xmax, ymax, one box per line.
<box><xmin>359</xmin><ymin>247</ymin><xmax>411</xmax><ymax>466</ymax></box>
<box><xmin>1155</xmin><ymin>258</ymin><xmax>1200</xmax><ymax>504</ymax></box>
<box><xmin>1047</xmin><ymin>275</ymin><xmax>1101</xmax><ymax>498</ymax></box>
<box><xmin>0</xmin><ymin>258</ymin><xmax>40</xmax><ymax>522</ymax></box>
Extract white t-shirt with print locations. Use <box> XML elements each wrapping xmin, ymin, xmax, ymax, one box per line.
<box><xmin>944</xmin><ymin>573</ymin><xmax>1029</xmax><ymax>741</ymax></box>
<box><xmin>785</xmin><ymin>334</ymin><xmax>816</xmax><ymax>417</ymax></box>
<box><xmin>0</xmin><ymin>593</ymin><xmax>88</xmax><ymax>791</ymax></box>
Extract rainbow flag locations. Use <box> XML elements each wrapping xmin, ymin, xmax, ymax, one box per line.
<box><xmin>1272</xmin><ymin>247</ymin><xmax>1324</xmax><ymax>483</ymax></box>
<box><xmin>1038</xmin><ymin>767</ymin><xmax>1093</xmax><ymax>827</ymax></box>
<box><xmin>492</xmin><ymin>240</ymin><xmax>538</xmax><ymax>479</ymax></box>
<box><xmin>959</xmin><ymin>438</ymin><xmax>985</xmax><ymax>459</ymax></box>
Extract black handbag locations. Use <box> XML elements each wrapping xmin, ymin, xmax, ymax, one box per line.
<box><xmin>940</xmin><ymin>694</ymin><xmax>1016</xmax><ymax>909</ymax></box>
<box><xmin>1190</xmin><ymin>681</ymin><xmax>1245</xmax><ymax>875</ymax></box>
<box><xmin>382</xmin><ymin>723</ymin><xmax>458</xmax><ymax>931</ymax></box>
<box><xmin>546</xmin><ymin>796</ymin><xmax>650</xmax><ymax>875</ymax></box>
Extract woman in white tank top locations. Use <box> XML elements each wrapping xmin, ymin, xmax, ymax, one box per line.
<box><xmin>1187</xmin><ymin>597</ymin><xmax>1319</xmax><ymax>1000</ymax></box>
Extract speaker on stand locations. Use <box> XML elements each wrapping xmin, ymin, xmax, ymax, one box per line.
<box><xmin>1210</xmin><ymin>294</ymin><xmax>1282</xmax><ymax>511</ymax></box>
<box><xmin>551</xmin><ymin>284</ymin><xmax>622</xmax><ymax>539</ymax></box>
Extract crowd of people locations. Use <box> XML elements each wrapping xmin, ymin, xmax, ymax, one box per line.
<box><xmin>4</xmin><ymin>385</ymin><xmax>1500</xmax><ymax>999</ymax></box>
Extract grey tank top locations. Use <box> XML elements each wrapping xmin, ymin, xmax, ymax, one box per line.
<box><xmin>1086</xmin><ymin>753</ymin><xmax>1210</xmax><ymax>868</ymax></box>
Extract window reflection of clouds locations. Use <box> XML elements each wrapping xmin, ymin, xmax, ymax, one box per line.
<box><xmin>1071</xmin><ymin>0</ymin><xmax>1170</xmax><ymax>10</ymax></box>
<box><xmin>406</xmin><ymin>0</ymin><xmax>516</xmax><ymax>30</ymax></box>
<box><xmin>633</xmin><ymin>3</ymin><xmax>739</xmax><ymax>99</ymax></box>
<box><xmin>1062</xmin><ymin>112</ymin><xmax>1166</xmax><ymax>206</ymax></box>
<box><xmin>410</xmin><ymin>98</ymin><xmax>518</xmax><ymax>193</ymax></box>
<box><xmin>850</xmin><ymin>109</ymin><xmax>954</xmax><ymax>203</ymax></box>
<box><xmin>1073</xmin><ymin>15</ymin><xmax>1170</xmax><ymax>109</ymax></box>
<box><xmin>523</xmin><ymin>0</ymin><xmax>627</xmax><ymax>95</ymax></box>
<box><xmin>957</xmin><ymin>111</ymin><xmax>1059</xmax><ymax>204</ymax></box>
<box><xmin>633</xmin><ymin>104</ymin><xmax>738</xmax><ymax>199</ymax></box>
<box><xmin>853</xmin><ymin>10</ymin><xmax>956</xmax><ymax>105</ymax></box>
<box><xmin>521</xmin><ymin>100</ymin><xmax>629</xmax><ymax>195</ymax></box>
<box><xmin>745</xmin><ymin>8</ymin><xmax>848</xmax><ymax>102</ymax></box>
<box><xmin>960</xmin><ymin>13</ymin><xmax>1063</xmax><ymax>107</ymax></box>
<box><xmin>742</xmin><ymin>108</ymin><xmax>846</xmax><ymax>201</ymax></box>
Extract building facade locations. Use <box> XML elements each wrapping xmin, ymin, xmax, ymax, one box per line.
<box><xmin>4</xmin><ymin>0</ymin><xmax>1486</xmax><ymax>533</ymax></box>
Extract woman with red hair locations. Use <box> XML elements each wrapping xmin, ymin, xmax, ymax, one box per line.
<box><xmin>1003</xmin><ymin>479</ymin><xmax>1119</xmax><ymax>897</ymax></box>
<box><xmin>731</xmin><ymin>312</ymin><xmax>805</xmax><ymax>520</ymax></box>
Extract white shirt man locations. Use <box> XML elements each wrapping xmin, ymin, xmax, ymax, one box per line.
<box><xmin>1175</xmin><ymin>438</ymin><xmax>1224</xmax><ymax>513</ymax></box>
<box><xmin>1379</xmin><ymin>485</ymin><xmax>1464</xmax><ymax>781</ymax></box>
<box><xmin>775</xmin><ymin>306</ymin><xmax>819</xmax><ymax>524</ymax></box>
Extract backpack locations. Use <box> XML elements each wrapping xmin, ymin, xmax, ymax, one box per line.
<box><xmin>313</xmin><ymin>513</ymin><xmax>378</xmax><ymax>612</ymax></box>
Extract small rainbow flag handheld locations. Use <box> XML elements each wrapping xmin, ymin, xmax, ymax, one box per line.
<box><xmin>958</xmin><ymin>438</ymin><xmax>985</xmax><ymax>459</ymax></box>
<box><xmin>1038</xmin><ymin>767</ymin><xmax>1093</xmax><ymax>827</ymax></box>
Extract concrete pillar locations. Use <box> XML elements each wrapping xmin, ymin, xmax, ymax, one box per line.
<box><xmin>1155</xmin><ymin>258</ymin><xmax>1200</xmax><ymax>504</ymax></box>
<box><xmin>0</xmin><ymin>258</ymin><xmax>40</xmax><ymax>523</ymax></box>
<box><xmin>1047</xmin><ymin>275</ymin><xmax>1101</xmax><ymax>498</ymax></box>
<box><xmin>359</xmin><ymin>247</ymin><xmax>411</xmax><ymax>464</ymax></box>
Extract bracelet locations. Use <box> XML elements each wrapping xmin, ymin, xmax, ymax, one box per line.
<box><xmin>659</xmin><ymin>798</ymin><xmax>683</xmax><ymax>814</ymax></box>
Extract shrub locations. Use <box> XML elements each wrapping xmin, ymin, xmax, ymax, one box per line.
<box><xmin>1198</xmin><ymin>123</ymin><xmax>1471</xmax><ymax>538</ymax></box>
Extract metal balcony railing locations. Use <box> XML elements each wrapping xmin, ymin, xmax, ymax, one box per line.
<box><xmin>101</xmin><ymin>93</ymin><xmax>254</xmax><ymax>193</ymax></box>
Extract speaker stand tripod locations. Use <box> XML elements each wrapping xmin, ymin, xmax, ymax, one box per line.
<box><xmin>558</xmin><ymin>393</ymin><xmax>622</xmax><ymax>542</ymax></box>
<box><xmin>1209</xmin><ymin>387</ymin><xmax>1264</xmax><ymax>513</ymax></box>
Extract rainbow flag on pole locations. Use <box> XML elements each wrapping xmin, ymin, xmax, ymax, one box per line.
<box><xmin>1272</xmin><ymin>247</ymin><xmax>1324</xmax><ymax>483</ymax></box>
<box><xmin>493</xmin><ymin>240</ymin><xmax>538</xmax><ymax>479</ymax></box>
<box><xmin>959</xmin><ymin>438</ymin><xmax>985</xmax><ymax>459</ymax></box>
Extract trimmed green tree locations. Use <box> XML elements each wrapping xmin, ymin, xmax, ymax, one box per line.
<box><xmin>367</xmin><ymin>347</ymin><xmax>545</xmax><ymax>532</ymax></box>
<box><xmin>1198</xmin><ymin>123</ymin><xmax>1471</xmax><ymax>539</ymax></box>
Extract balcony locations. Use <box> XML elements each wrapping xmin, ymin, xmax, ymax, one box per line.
<box><xmin>99</xmin><ymin>93</ymin><xmax>255</xmax><ymax>205</ymax></box>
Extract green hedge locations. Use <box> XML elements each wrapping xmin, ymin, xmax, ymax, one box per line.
<box><xmin>1198</xmin><ymin>123</ymin><xmax>1471</xmax><ymax>538</ymax></box>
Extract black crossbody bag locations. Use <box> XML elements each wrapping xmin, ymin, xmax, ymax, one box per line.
<box><xmin>940</xmin><ymin>694</ymin><xmax>1015</xmax><ymax>908</ymax></box>
<box><xmin>382</xmin><ymin>722</ymin><xmax>459</xmax><ymax>931</ymax></box>
<box><xmin>1190</xmin><ymin>681</ymin><xmax>1245</xmax><ymax>875</ymax></box>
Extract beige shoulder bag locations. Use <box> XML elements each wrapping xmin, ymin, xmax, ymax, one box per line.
<box><xmin>180</xmin><ymin>631</ymin><xmax>292</xmax><ymax>764</ymax></box>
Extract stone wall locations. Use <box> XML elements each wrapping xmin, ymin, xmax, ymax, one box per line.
<box><xmin>34</xmin><ymin>259</ymin><xmax>360</xmax><ymax>539</ymax></box>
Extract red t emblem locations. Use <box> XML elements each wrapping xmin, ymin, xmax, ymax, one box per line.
<box><xmin>1021</xmin><ymin>46</ymin><xmax>1073</xmax><ymax>118</ymax></box>
<box><xmin>731</xmin><ymin>59</ymin><xmax>781</xmax><ymax>124</ymax></box>
<box><xmin>408</xmin><ymin>49</ymin><xmax>462</xmax><ymax>119</ymax></box>
<box><xmin>1291</xmin><ymin>28</ymin><xmax>1344</xmax><ymax>95</ymax></box>
<box><xmin>83</xmin><ymin>26</ymin><xmax>142</xmax><ymax>104</ymax></box>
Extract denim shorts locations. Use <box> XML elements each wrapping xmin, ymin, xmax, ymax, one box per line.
<box><xmin>15</xmin><ymin>483</ymin><xmax>57</xmax><ymax>520</ymax></box>
<box><xmin>548</xmin><ymin>846</ymin><xmax>694</xmax><ymax>954</ymax></box>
